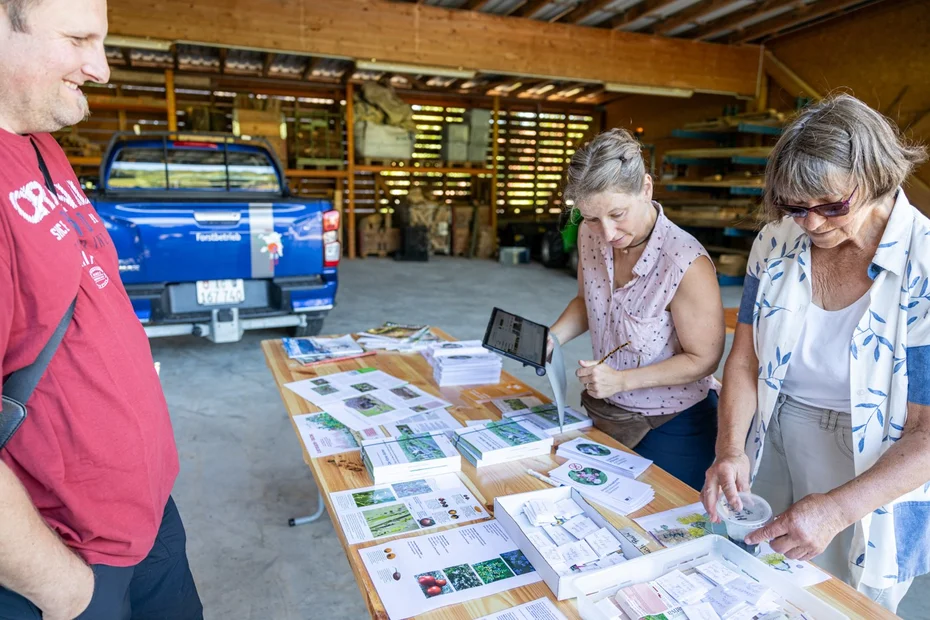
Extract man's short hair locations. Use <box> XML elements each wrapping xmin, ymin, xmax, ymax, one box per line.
<box><xmin>1</xmin><ymin>0</ymin><xmax>36</xmax><ymax>32</ymax></box>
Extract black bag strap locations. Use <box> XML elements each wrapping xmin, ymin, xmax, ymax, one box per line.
<box><xmin>2</xmin><ymin>298</ymin><xmax>76</xmax><ymax>404</ymax></box>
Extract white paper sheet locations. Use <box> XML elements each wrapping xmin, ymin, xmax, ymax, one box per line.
<box><xmin>557</xmin><ymin>540</ymin><xmax>599</xmax><ymax>567</ymax></box>
<box><xmin>541</xmin><ymin>523</ymin><xmax>576</xmax><ymax>546</ymax></box>
<box><xmin>562</xmin><ymin>515</ymin><xmax>600</xmax><ymax>539</ymax></box>
<box><xmin>360</xmin><ymin>521</ymin><xmax>542</xmax><ymax>619</ymax></box>
<box><xmin>474</xmin><ymin>597</ymin><xmax>569</xmax><ymax>620</ymax></box>
<box><xmin>382</xmin><ymin>408</ymin><xmax>464</xmax><ymax>437</ymax></box>
<box><xmin>584</xmin><ymin>527</ymin><xmax>623</xmax><ymax>559</ymax></box>
<box><xmin>545</xmin><ymin>333</ymin><xmax>568</xmax><ymax>431</ymax></box>
<box><xmin>292</xmin><ymin>411</ymin><xmax>383</xmax><ymax>458</ymax></box>
<box><xmin>329</xmin><ymin>474</ymin><xmax>487</xmax><ymax>544</ymax></box>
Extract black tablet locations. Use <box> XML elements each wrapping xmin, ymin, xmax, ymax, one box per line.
<box><xmin>482</xmin><ymin>307</ymin><xmax>549</xmax><ymax>375</ymax></box>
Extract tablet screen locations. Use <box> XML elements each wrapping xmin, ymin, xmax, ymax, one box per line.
<box><xmin>483</xmin><ymin>308</ymin><xmax>548</xmax><ymax>369</ymax></box>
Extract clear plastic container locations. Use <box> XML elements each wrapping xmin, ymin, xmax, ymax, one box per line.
<box><xmin>717</xmin><ymin>492</ymin><xmax>772</xmax><ymax>556</ymax></box>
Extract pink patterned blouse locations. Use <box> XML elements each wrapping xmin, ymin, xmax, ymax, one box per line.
<box><xmin>578</xmin><ymin>202</ymin><xmax>720</xmax><ymax>416</ymax></box>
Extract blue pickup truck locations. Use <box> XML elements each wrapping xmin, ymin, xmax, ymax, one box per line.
<box><xmin>91</xmin><ymin>132</ymin><xmax>339</xmax><ymax>343</ymax></box>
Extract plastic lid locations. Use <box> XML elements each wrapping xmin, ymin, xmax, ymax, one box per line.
<box><xmin>716</xmin><ymin>492</ymin><xmax>772</xmax><ymax>527</ymax></box>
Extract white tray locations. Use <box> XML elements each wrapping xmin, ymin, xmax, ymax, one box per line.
<box><xmin>571</xmin><ymin>535</ymin><xmax>847</xmax><ymax>620</ymax></box>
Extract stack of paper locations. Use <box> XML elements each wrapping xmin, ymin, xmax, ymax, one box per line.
<box><xmin>282</xmin><ymin>335</ymin><xmax>368</xmax><ymax>366</ymax></box>
<box><xmin>381</xmin><ymin>408</ymin><xmax>464</xmax><ymax>438</ymax></box>
<box><xmin>548</xmin><ymin>460</ymin><xmax>654</xmax><ymax>515</ymax></box>
<box><xmin>523</xmin><ymin>499</ymin><xmax>560</xmax><ymax>526</ymax></box>
<box><xmin>431</xmin><ymin>352</ymin><xmax>503</xmax><ymax>387</ymax></box>
<box><xmin>361</xmin><ymin>431</ymin><xmax>462</xmax><ymax>485</ymax></box>
<box><xmin>556</xmin><ymin>437</ymin><xmax>652</xmax><ymax>478</ymax></box>
<box><xmin>356</xmin><ymin>322</ymin><xmax>439</xmax><ymax>352</ymax></box>
<box><xmin>453</xmin><ymin>418</ymin><xmax>553</xmax><ymax>467</ymax></box>
<box><xmin>422</xmin><ymin>340</ymin><xmax>488</xmax><ymax>363</ymax></box>
<box><xmin>503</xmin><ymin>404</ymin><xmax>593</xmax><ymax>436</ymax></box>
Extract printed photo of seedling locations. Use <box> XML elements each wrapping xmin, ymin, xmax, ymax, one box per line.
<box><xmin>363</xmin><ymin>504</ymin><xmax>418</xmax><ymax>538</ymax></box>
<box><xmin>500</xmin><ymin>550</ymin><xmax>535</xmax><ymax>576</ymax></box>
<box><xmin>442</xmin><ymin>564</ymin><xmax>483</xmax><ymax>591</ymax></box>
<box><xmin>352</xmin><ymin>488</ymin><xmax>396</xmax><ymax>508</ymax></box>
<box><xmin>472</xmin><ymin>558</ymin><xmax>515</xmax><ymax>584</ymax></box>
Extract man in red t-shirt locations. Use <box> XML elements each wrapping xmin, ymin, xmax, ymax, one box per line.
<box><xmin>0</xmin><ymin>0</ymin><xmax>202</xmax><ymax>618</ymax></box>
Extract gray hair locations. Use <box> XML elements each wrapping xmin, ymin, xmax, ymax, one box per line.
<box><xmin>0</xmin><ymin>0</ymin><xmax>36</xmax><ymax>32</ymax></box>
<box><xmin>763</xmin><ymin>93</ymin><xmax>927</xmax><ymax>221</ymax></box>
<box><xmin>564</xmin><ymin>128</ymin><xmax>646</xmax><ymax>207</ymax></box>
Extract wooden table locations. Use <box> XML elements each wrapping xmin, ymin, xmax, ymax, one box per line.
<box><xmin>261</xmin><ymin>331</ymin><xmax>894</xmax><ymax>620</ymax></box>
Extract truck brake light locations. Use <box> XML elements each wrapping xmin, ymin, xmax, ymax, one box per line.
<box><xmin>323</xmin><ymin>210</ymin><xmax>341</xmax><ymax>267</ymax></box>
<box><xmin>323</xmin><ymin>210</ymin><xmax>340</xmax><ymax>232</ymax></box>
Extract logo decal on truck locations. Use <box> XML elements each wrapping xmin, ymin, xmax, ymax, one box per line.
<box><xmin>195</xmin><ymin>232</ymin><xmax>242</xmax><ymax>242</ymax></box>
<box><xmin>259</xmin><ymin>231</ymin><xmax>284</xmax><ymax>265</ymax></box>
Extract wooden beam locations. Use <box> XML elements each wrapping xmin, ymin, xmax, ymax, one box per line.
<box><xmin>107</xmin><ymin>0</ymin><xmax>762</xmax><ymax>96</ymax></box>
<box><xmin>218</xmin><ymin>47</ymin><xmax>227</xmax><ymax>74</ymax></box>
<box><xmin>164</xmin><ymin>69</ymin><xmax>178</xmax><ymax>131</ymax></box>
<box><xmin>115</xmin><ymin>86</ymin><xmax>127</xmax><ymax>131</ymax></box>
<box><xmin>686</xmin><ymin>0</ymin><xmax>783</xmax><ymax>41</ymax></box>
<box><xmin>762</xmin><ymin>50</ymin><xmax>820</xmax><ymax>101</ymax></box>
<box><xmin>302</xmin><ymin>57</ymin><xmax>321</xmax><ymax>81</ymax></box>
<box><xmin>509</xmin><ymin>80</ymin><xmax>547</xmax><ymax>97</ymax></box>
<box><xmin>512</xmin><ymin>0</ymin><xmax>550</xmax><ymax>18</ymax></box>
<box><xmin>121</xmin><ymin>48</ymin><xmax>132</xmax><ymax>68</ymax></box>
<box><xmin>346</xmin><ymin>82</ymin><xmax>356</xmax><ymax>259</ymax></box>
<box><xmin>548</xmin><ymin>2</ymin><xmax>581</xmax><ymax>22</ymax></box>
<box><xmin>86</xmin><ymin>94</ymin><xmax>167</xmax><ymax>113</ymax></box>
<box><xmin>262</xmin><ymin>52</ymin><xmax>276</xmax><ymax>78</ymax></box>
<box><xmin>611</xmin><ymin>0</ymin><xmax>686</xmax><ymax>29</ymax></box>
<box><xmin>561</xmin><ymin>0</ymin><xmax>616</xmax><ymax>23</ymax></box>
<box><xmin>462</xmin><ymin>0</ymin><xmax>493</xmax><ymax>9</ymax></box>
<box><xmin>653</xmin><ymin>0</ymin><xmax>746</xmax><ymax>35</ymax></box>
<box><xmin>731</xmin><ymin>0</ymin><xmax>875</xmax><ymax>43</ymax></box>
<box><xmin>502</xmin><ymin>0</ymin><xmax>530</xmax><ymax>16</ymax></box>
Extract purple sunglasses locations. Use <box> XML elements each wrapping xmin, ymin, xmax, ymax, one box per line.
<box><xmin>774</xmin><ymin>185</ymin><xmax>858</xmax><ymax>219</ymax></box>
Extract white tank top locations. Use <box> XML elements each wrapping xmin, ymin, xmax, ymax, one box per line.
<box><xmin>780</xmin><ymin>293</ymin><xmax>871</xmax><ymax>413</ymax></box>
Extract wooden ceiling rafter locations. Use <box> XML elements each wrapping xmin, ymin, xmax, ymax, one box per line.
<box><xmin>547</xmin><ymin>2</ymin><xmax>582</xmax><ymax>22</ymax></box>
<box><xmin>610</xmin><ymin>0</ymin><xmax>687</xmax><ymax>29</ymax></box>
<box><xmin>513</xmin><ymin>0</ymin><xmax>555</xmax><ymax>18</ymax></box>
<box><xmin>462</xmin><ymin>0</ymin><xmax>494</xmax><ymax>10</ymax></box>
<box><xmin>685</xmin><ymin>0</ymin><xmax>785</xmax><ymax>40</ymax></box>
<box><xmin>503</xmin><ymin>0</ymin><xmax>532</xmax><ymax>16</ymax></box>
<box><xmin>218</xmin><ymin>47</ymin><xmax>227</xmax><ymax>74</ymax></box>
<box><xmin>560</xmin><ymin>0</ymin><xmax>617</xmax><ymax>24</ymax></box>
<box><xmin>262</xmin><ymin>52</ymin><xmax>276</xmax><ymax>78</ymax></box>
<box><xmin>651</xmin><ymin>0</ymin><xmax>744</xmax><ymax>35</ymax></box>
<box><xmin>730</xmin><ymin>0</ymin><xmax>879</xmax><ymax>42</ymax></box>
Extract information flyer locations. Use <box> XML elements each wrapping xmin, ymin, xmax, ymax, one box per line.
<box><xmin>330</xmin><ymin>474</ymin><xmax>488</xmax><ymax>544</ymax></box>
<box><xmin>292</xmin><ymin>411</ymin><xmax>382</xmax><ymax>458</ymax></box>
<box><xmin>360</xmin><ymin>520</ymin><xmax>542</xmax><ymax>619</ymax></box>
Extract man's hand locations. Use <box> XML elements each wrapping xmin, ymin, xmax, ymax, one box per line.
<box><xmin>744</xmin><ymin>494</ymin><xmax>848</xmax><ymax>561</ymax></box>
<box><xmin>39</xmin><ymin>562</ymin><xmax>94</xmax><ymax>620</ymax></box>
<box><xmin>702</xmin><ymin>449</ymin><xmax>751</xmax><ymax>522</ymax></box>
<box><xmin>576</xmin><ymin>360</ymin><xmax>627</xmax><ymax>399</ymax></box>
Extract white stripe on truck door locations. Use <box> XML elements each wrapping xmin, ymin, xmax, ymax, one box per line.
<box><xmin>249</xmin><ymin>203</ymin><xmax>275</xmax><ymax>279</ymax></box>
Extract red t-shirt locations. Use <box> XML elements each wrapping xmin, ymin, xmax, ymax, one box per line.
<box><xmin>0</xmin><ymin>130</ymin><xmax>179</xmax><ymax>567</ymax></box>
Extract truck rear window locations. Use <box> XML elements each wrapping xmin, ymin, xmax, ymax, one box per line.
<box><xmin>107</xmin><ymin>147</ymin><xmax>280</xmax><ymax>192</ymax></box>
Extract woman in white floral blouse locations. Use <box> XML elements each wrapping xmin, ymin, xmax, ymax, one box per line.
<box><xmin>702</xmin><ymin>94</ymin><xmax>930</xmax><ymax>612</ymax></box>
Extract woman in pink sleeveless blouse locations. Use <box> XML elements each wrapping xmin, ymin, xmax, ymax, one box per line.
<box><xmin>549</xmin><ymin>129</ymin><xmax>725</xmax><ymax>489</ymax></box>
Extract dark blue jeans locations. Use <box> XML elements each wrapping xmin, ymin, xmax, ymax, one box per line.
<box><xmin>584</xmin><ymin>391</ymin><xmax>718</xmax><ymax>491</ymax></box>
<box><xmin>0</xmin><ymin>496</ymin><xmax>203</xmax><ymax>620</ymax></box>
<box><xmin>633</xmin><ymin>392</ymin><xmax>718</xmax><ymax>490</ymax></box>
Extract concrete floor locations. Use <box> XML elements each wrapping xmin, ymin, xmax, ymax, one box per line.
<box><xmin>152</xmin><ymin>256</ymin><xmax>928</xmax><ymax>619</ymax></box>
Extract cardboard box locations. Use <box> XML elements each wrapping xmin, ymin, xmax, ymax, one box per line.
<box><xmin>442</xmin><ymin>123</ymin><xmax>470</xmax><ymax>143</ymax></box>
<box><xmin>495</xmin><ymin>487</ymin><xmax>645</xmax><ymax>601</ymax></box>
<box><xmin>354</xmin><ymin>121</ymin><xmax>414</xmax><ymax>160</ymax></box>
<box><xmin>441</xmin><ymin>141</ymin><xmax>469</xmax><ymax>162</ymax></box>
<box><xmin>467</xmin><ymin>142</ymin><xmax>488</xmax><ymax>163</ymax></box>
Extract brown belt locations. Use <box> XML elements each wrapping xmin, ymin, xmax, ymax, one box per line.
<box><xmin>580</xmin><ymin>390</ymin><xmax>680</xmax><ymax>449</ymax></box>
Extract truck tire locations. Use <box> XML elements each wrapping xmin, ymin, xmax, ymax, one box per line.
<box><xmin>293</xmin><ymin>317</ymin><xmax>325</xmax><ymax>337</ymax></box>
<box><xmin>568</xmin><ymin>247</ymin><xmax>579</xmax><ymax>277</ymax></box>
<box><xmin>540</xmin><ymin>229</ymin><xmax>566</xmax><ymax>268</ymax></box>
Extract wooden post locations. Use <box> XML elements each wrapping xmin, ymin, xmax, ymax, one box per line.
<box><xmin>116</xmin><ymin>85</ymin><xmax>127</xmax><ymax>131</ymax></box>
<box><xmin>165</xmin><ymin>69</ymin><xmax>177</xmax><ymax>132</ymax></box>
<box><xmin>346</xmin><ymin>82</ymin><xmax>356</xmax><ymax>259</ymax></box>
<box><xmin>491</xmin><ymin>95</ymin><xmax>500</xmax><ymax>252</ymax></box>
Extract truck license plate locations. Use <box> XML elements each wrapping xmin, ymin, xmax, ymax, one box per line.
<box><xmin>195</xmin><ymin>279</ymin><xmax>245</xmax><ymax>306</ymax></box>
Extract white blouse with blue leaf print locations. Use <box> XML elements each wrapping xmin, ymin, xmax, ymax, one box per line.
<box><xmin>737</xmin><ymin>188</ymin><xmax>930</xmax><ymax>589</ymax></box>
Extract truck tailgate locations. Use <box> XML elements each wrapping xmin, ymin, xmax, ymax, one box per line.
<box><xmin>100</xmin><ymin>199</ymin><xmax>328</xmax><ymax>283</ymax></box>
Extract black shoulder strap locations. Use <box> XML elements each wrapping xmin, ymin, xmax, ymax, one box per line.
<box><xmin>2</xmin><ymin>298</ymin><xmax>76</xmax><ymax>404</ymax></box>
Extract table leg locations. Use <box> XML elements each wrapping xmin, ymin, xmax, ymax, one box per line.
<box><xmin>288</xmin><ymin>489</ymin><xmax>327</xmax><ymax>527</ymax></box>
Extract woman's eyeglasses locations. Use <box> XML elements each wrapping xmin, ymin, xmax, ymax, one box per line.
<box><xmin>774</xmin><ymin>185</ymin><xmax>858</xmax><ymax>219</ymax></box>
